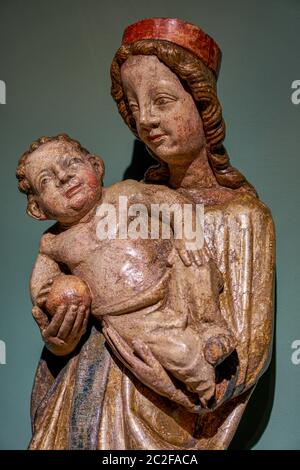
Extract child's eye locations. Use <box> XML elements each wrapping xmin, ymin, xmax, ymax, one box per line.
<box><xmin>40</xmin><ymin>176</ymin><xmax>51</xmax><ymax>188</ymax></box>
<box><xmin>68</xmin><ymin>157</ymin><xmax>82</xmax><ymax>166</ymax></box>
<box><xmin>129</xmin><ymin>102</ymin><xmax>139</xmax><ymax>114</ymax></box>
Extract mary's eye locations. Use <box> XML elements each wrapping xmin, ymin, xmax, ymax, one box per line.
<box><xmin>154</xmin><ymin>95</ymin><xmax>176</xmax><ymax>106</ymax></box>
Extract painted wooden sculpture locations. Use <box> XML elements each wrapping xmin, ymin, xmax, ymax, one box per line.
<box><xmin>16</xmin><ymin>18</ymin><xmax>275</xmax><ymax>450</ymax></box>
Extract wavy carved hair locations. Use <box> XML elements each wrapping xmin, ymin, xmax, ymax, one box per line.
<box><xmin>16</xmin><ymin>133</ymin><xmax>90</xmax><ymax>197</ymax></box>
<box><xmin>111</xmin><ymin>39</ymin><xmax>256</xmax><ymax>195</ymax></box>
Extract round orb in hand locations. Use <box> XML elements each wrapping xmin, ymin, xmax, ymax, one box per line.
<box><xmin>45</xmin><ymin>274</ymin><xmax>91</xmax><ymax>317</ymax></box>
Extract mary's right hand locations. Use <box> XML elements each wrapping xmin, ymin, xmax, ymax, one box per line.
<box><xmin>102</xmin><ymin>320</ymin><xmax>203</xmax><ymax>414</ymax></box>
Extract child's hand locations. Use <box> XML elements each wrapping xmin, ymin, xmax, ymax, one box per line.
<box><xmin>35</xmin><ymin>278</ymin><xmax>54</xmax><ymax>309</ymax></box>
<box><xmin>32</xmin><ymin>302</ymin><xmax>89</xmax><ymax>356</ymax></box>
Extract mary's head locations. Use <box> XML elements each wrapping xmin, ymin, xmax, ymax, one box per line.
<box><xmin>111</xmin><ymin>18</ymin><xmax>255</xmax><ymax>195</ymax></box>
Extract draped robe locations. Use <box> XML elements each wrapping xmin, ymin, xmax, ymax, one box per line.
<box><xmin>29</xmin><ymin>192</ymin><xmax>275</xmax><ymax>450</ymax></box>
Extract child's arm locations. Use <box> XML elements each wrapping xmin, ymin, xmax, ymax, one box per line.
<box><xmin>30</xmin><ymin>252</ymin><xmax>61</xmax><ymax>306</ymax></box>
<box><xmin>30</xmin><ymin>249</ymin><xmax>89</xmax><ymax>356</ymax></box>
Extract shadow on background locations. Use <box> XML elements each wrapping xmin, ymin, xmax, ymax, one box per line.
<box><xmin>122</xmin><ymin>140</ymin><xmax>157</xmax><ymax>181</ymax></box>
<box><xmin>229</xmin><ymin>278</ymin><xmax>277</xmax><ymax>449</ymax></box>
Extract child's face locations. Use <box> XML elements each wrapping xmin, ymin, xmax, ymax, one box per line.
<box><xmin>25</xmin><ymin>140</ymin><xmax>103</xmax><ymax>223</ymax></box>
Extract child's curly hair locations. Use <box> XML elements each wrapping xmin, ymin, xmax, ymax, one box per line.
<box><xmin>16</xmin><ymin>133</ymin><xmax>90</xmax><ymax>196</ymax></box>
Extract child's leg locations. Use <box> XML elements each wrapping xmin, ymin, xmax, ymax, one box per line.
<box><xmin>145</xmin><ymin>321</ymin><xmax>216</xmax><ymax>406</ymax></box>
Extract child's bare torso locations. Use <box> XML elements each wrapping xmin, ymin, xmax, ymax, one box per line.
<box><xmin>37</xmin><ymin>181</ymin><xmax>234</xmax><ymax>398</ymax></box>
<box><xmin>40</xmin><ymin>186</ymin><xmax>173</xmax><ymax>315</ymax></box>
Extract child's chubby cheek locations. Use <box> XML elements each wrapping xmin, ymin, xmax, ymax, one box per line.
<box><xmin>67</xmin><ymin>169</ymin><xmax>102</xmax><ymax>210</ymax></box>
<box><xmin>88</xmin><ymin>172</ymin><xmax>101</xmax><ymax>191</ymax></box>
<box><xmin>81</xmin><ymin>168</ymin><xmax>102</xmax><ymax>192</ymax></box>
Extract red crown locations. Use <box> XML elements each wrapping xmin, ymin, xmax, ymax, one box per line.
<box><xmin>122</xmin><ymin>17</ymin><xmax>222</xmax><ymax>78</ymax></box>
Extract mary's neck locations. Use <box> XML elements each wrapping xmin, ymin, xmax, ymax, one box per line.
<box><xmin>167</xmin><ymin>146</ymin><xmax>218</xmax><ymax>190</ymax></box>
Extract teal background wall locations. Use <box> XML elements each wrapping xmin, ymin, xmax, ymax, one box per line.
<box><xmin>0</xmin><ymin>0</ymin><xmax>299</xmax><ymax>449</ymax></box>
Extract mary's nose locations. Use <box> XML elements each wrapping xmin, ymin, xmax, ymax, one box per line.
<box><xmin>138</xmin><ymin>105</ymin><xmax>160</xmax><ymax>129</ymax></box>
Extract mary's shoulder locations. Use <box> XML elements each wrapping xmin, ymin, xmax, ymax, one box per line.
<box><xmin>204</xmin><ymin>194</ymin><xmax>275</xmax><ymax>270</ymax></box>
<box><xmin>104</xmin><ymin>179</ymin><xmax>145</xmax><ymax>195</ymax></box>
<box><xmin>206</xmin><ymin>193</ymin><xmax>274</xmax><ymax>224</ymax></box>
<box><xmin>103</xmin><ymin>179</ymin><xmax>144</xmax><ymax>201</ymax></box>
<box><xmin>205</xmin><ymin>194</ymin><xmax>275</xmax><ymax>244</ymax></box>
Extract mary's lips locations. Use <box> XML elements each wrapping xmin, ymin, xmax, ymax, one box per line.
<box><xmin>148</xmin><ymin>134</ymin><xmax>166</xmax><ymax>142</ymax></box>
<box><xmin>65</xmin><ymin>183</ymin><xmax>82</xmax><ymax>198</ymax></box>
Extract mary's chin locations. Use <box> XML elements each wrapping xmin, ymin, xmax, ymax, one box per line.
<box><xmin>154</xmin><ymin>148</ymin><xmax>189</xmax><ymax>165</ymax></box>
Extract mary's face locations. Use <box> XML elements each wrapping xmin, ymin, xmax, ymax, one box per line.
<box><xmin>121</xmin><ymin>55</ymin><xmax>206</xmax><ymax>165</ymax></box>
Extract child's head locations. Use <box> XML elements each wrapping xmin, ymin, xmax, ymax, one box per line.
<box><xmin>16</xmin><ymin>134</ymin><xmax>104</xmax><ymax>224</ymax></box>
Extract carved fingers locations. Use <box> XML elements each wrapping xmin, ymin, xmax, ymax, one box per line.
<box><xmin>32</xmin><ymin>305</ymin><xmax>50</xmax><ymax>331</ymax></box>
<box><xmin>187</xmin><ymin>248</ymin><xmax>203</xmax><ymax>267</ymax></box>
<box><xmin>173</xmin><ymin>239</ymin><xmax>208</xmax><ymax>267</ymax></box>
<box><xmin>102</xmin><ymin>320</ymin><xmax>139</xmax><ymax>371</ymax></box>
<box><xmin>102</xmin><ymin>322</ymin><xmax>202</xmax><ymax>413</ymax></box>
<box><xmin>175</xmin><ymin>241</ymin><xmax>192</xmax><ymax>266</ymax></box>
<box><xmin>35</xmin><ymin>278</ymin><xmax>54</xmax><ymax>308</ymax></box>
<box><xmin>32</xmin><ymin>303</ymin><xmax>89</xmax><ymax>356</ymax></box>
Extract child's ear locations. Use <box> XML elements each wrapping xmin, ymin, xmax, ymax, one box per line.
<box><xmin>88</xmin><ymin>154</ymin><xmax>105</xmax><ymax>181</ymax></box>
<box><xmin>26</xmin><ymin>195</ymin><xmax>48</xmax><ymax>221</ymax></box>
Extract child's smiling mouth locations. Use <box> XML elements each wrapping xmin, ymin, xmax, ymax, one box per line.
<box><xmin>64</xmin><ymin>183</ymin><xmax>83</xmax><ymax>199</ymax></box>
